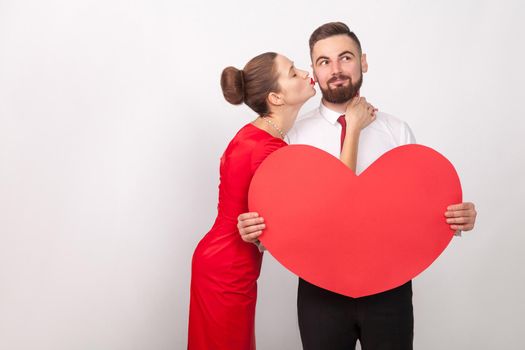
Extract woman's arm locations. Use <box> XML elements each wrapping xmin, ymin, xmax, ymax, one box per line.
<box><xmin>339</xmin><ymin>97</ymin><xmax>376</xmax><ymax>171</ymax></box>
<box><xmin>340</xmin><ymin>128</ymin><xmax>361</xmax><ymax>172</ymax></box>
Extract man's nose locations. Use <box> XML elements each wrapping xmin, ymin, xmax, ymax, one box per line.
<box><xmin>330</xmin><ymin>61</ymin><xmax>342</xmax><ymax>75</ymax></box>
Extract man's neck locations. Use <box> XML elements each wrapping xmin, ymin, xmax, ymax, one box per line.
<box><xmin>321</xmin><ymin>90</ymin><xmax>360</xmax><ymax>114</ymax></box>
<box><xmin>321</xmin><ymin>98</ymin><xmax>347</xmax><ymax>114</ymax></box>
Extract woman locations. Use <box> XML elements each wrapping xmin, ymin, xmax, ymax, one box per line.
<box><xmin>188</xmin><ymin>52</ymin><xmax>375</xmax><ymax>350</ymax></box>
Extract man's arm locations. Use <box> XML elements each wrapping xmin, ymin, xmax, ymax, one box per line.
<box><xmin>237</xmin><ymin>202</ymin><xmax>477</xmax><ymax>244</ymax></box>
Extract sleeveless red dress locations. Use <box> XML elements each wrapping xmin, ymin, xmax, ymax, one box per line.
<box><xmin>188</xmin><ymin>123</ymin><xmax>287</xmax><ymax>350</ymax></box>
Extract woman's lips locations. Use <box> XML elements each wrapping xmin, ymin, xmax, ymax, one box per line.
<box><xmin>310</xmin><ymin>78</ymin><xmax>315</xmax><ymax>85</ymax></box>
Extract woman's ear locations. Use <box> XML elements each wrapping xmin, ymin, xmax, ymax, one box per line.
<box><xmin>268</xmin><ymin>92</ymin><xmax>284</xmax><ymax>107</ymax></box>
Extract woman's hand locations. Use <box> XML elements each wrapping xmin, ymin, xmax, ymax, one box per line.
<box><xmin>344</xmin><ymin>97</ymin><xmax>376</xmax><ymax>133</ymax></box>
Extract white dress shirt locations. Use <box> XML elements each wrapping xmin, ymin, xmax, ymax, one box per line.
<box><xmin>287</xmin><ymin>102</ymin><xmax>416</xmax><ymax>175</ymax></box>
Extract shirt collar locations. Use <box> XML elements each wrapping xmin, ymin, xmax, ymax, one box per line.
<box><xmin>319</xmin><ymin>101</ymin><xmax>344</xmax><ymax>125</ymax></box>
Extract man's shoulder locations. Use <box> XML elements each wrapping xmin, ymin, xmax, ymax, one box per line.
<box><xmin>374</xmin><ymin>110</ymin><xmax>416</xmax><ymax>144</ymax></box>
<box><xmin>375</xmin><ymin>110</ymin><xmax>406</xmax><ymax>127</ymax></box>
<box><xmin>289</xmin><ymin>107</ymin><xmax>323</xmax><ymax>135</ymax></box>
<box><xmin>287</xmin><ymin>107</ymin><xmax>324</xmax><ymax>143</ymax></box>
<box><xmin>375</xmin><ymin>110</ymin><xmax>412</xmax><ymax>131</ymax></box>
<box><xmin>296</xmin><ymin>107</ymin><xmax>322</xmax><ymax>125</ymax></box>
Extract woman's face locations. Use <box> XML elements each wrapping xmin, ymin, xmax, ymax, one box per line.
<box><xmin>273</xmin><ymin>54</ymin><xmax>316</xmax><ymax>107</ymax></box>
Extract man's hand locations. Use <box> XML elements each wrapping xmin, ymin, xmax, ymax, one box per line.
<box><xmin>445</xmin><ymin>202</ymin><xmax>477</xmax><ymax>231</ymax></box>
<box><xmin>237</xmin><ymin>212</ymin><xmax>265</xmax><ymax>243</ymax></box>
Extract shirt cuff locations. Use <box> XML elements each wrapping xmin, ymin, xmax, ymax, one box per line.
<box><xmin>255</xmin><ymin>240</ymin><xmax>266</xmax><ymax>252</ymax></box>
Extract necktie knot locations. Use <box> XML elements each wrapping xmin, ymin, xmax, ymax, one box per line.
<box><xmin>337</xmin><ymin>114</ymin><xmax>346</xmax><ymax>127</ymax></box>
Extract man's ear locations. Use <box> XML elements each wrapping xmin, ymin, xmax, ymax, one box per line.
<box><xmin>268</xmin><ymin>92</ymin><xmax>284</xmax><ymax>107</ymax></box>
<box><xmin>361</xmin><ymin>53</ymin><xmax>368</xmax><ymax>73</ymax></box>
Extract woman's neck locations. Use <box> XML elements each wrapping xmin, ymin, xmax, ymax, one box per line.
<box><xmin>252</xmin><ymin>106</ymin><xmax>301</xmax><ymax>139</ymax></box>
<box><xmin>253</xmin><ymin>115</ymin><xmax>285</xmax><ymax>139</ymax></box>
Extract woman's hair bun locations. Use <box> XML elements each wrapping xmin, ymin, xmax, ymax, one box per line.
<box><xmin>220</xmin><ymin>66</ymin><xmax>245</xmax><ymax>105</ymax></box>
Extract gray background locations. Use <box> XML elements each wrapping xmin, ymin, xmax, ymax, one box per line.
<box><xmin>1</xmin><ymin>0</ymin><xmax>524</xmax><ymax>349</ymax></box>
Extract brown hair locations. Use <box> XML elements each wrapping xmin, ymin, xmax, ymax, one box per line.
<box><xmin>309</xmin><ymin>22</ymin><xmax>362</xmax><ymax>56</ymax></box>
<box><xmin>220</xmin><ymin>52</ymin><xmax>280</xmax><ymax>116</ymax></box>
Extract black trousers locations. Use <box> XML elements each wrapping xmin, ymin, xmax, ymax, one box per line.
<box><xmin>297</xmin><ymin>279</ymin><xmax>414</xmax><ymax>350</ymax></box>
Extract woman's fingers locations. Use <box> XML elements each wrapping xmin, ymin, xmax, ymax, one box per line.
<box><xmin>345</xmin><ymin>97</ymin><xmax>377</xmax><ymax>130</ymax></box>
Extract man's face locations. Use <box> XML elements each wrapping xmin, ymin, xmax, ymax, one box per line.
<box><xmin>311</xmin><ymin>34</ymin><xmax>368</xmax><ymax>104</ymax></box>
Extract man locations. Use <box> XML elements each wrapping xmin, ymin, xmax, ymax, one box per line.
<box><xmin>238</xmin><ymin>22</ymin><xmax>477</xmax><ymax>349</ymax></box>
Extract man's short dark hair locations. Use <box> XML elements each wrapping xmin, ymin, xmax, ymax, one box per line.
<box><xmin>309</xmin><ymin>22</ymin><xmax>362</xmax><ymax>56</ymax></box>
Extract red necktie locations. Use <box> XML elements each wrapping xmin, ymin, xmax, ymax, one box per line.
<box><xmin>337</xmin><ymin>115</ymin><xmax>346</xmax><ymax>152</ymax></box>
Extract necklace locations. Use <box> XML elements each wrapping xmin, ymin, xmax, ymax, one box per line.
<box><xmin>261</xmin><ymin>116</ymin><xmax>285</xmax><ymax>139</ymax></box>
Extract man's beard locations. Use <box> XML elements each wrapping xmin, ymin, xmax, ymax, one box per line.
<box><xmin>320</xmin><ymin>73</ymin><xmax>363</xmax><ymax>104</ymax></box>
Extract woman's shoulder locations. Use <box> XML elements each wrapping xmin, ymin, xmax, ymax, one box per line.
<box><xmin>250</xmin><ymin>132</ymin><xmax>287</xmax><ymax>171</ymax></box>
<box><xmin>222</xmin><ymin>123</ymin><xmax>285</xmax><ymax>159</ymax></box>
<box><xmin>233</xmin><ymin>123</ymin><xmax>285</xmax><ymax>145</ymax></box>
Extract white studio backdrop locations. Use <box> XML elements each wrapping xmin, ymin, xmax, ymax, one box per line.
<box><xmin>1</xmin><ymin>0</ymin><xmax>524</xmax><ymax>349</ymax></box>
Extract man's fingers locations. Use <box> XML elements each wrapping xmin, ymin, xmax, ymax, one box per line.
<box><xmin>446</xmin><ymin>217</ymin><xmax>470</xmax><ymax>224</ymax></box>
<box><xmin>237</xmin><ymin>217</ymin><xmax>265</xmax><ymax>229</ymax></box>
<box><xmin>241</xmin><ymin>231</ymin><xmax>263</xmax><ymax>243</ymax></box>
<box><xmin>460</xmin><ymin>223</ymin><xmax>475</xmax><ymax>232</ymax></box>
<box><xmin>451</xmin><ymin>224</ymin><xmax>474</xmax><ymax>231</ymax></box>
<box><xmin>447</xmin><ymin>202</ymin><xmax>475</xmax><ymax>211</ymax></box>
<box><xmin>444</xmin><ymin>209</ymin><xmax>476</xmax><ymax>218</ymax></box>
<box><xmin>237</xmin><ymin>212</ymin><xmax>259</xmax><ymax>221</ymax></box>
<box><xmin>239</xmin><ymin>223</ymin><xmax>266</xmax><ymax>235</ymax></box>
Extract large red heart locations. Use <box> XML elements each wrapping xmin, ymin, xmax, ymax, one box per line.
<box><xmin>248</xmin><ymin>144</ymin><xmax>462</xmax><ymax>297</ymax></box>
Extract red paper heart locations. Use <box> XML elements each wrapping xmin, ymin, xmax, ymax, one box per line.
<box><xmin>248</xmin><ymin>144</ymin><xmax>462</xmax><ymax>297</ymax></box>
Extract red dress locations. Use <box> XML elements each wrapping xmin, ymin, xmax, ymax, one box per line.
<box><xmin>188</xmin><ymin>123</ymin><xmax>287</xmax><ymax>350</ymax></box>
